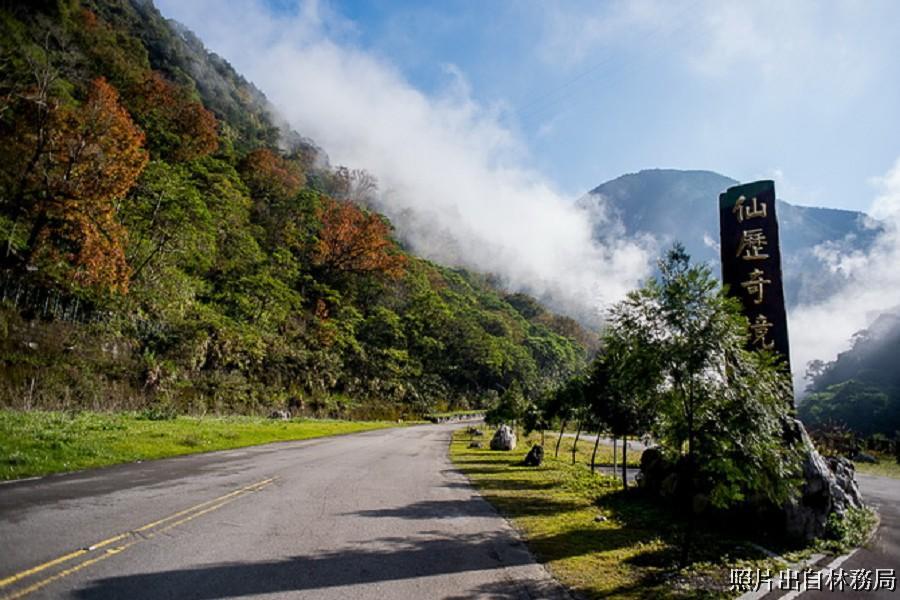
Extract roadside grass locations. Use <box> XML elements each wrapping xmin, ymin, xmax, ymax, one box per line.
<box><xmin>854</xmin><ymin>457</ymin><xmax>900</xmax><ymax>480</ymax></box>
<box><xmin>426</xmin><ymin>409</ymin><xmax>485</xmax><ymax>421</ymax></box>
<box><xmin>452</xmin><ymin>428</ymin><xmax>815</xmax><ymax>599</ymax></box>
<box><xmin>0</xmin><ymin>410</ymin><xmax>403</xmax><ymax>480</ymax></box>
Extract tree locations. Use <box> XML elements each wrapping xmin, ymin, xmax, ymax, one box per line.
<box><xmin>324</xmin><ymin>166</ymin><xmax>378</xmax><ymax>205</ymax></box>
<box><xmin>127</xmin><ymin>71</ymin><xmax>218</xmax><ymax>161</ymax></box>
<box><xmin>485</xmin><ymin>381</ymin><xmax>526</xmax><ymax>429</ymax></box>
<box><xmin>545</xmin><ymin>375</ymin><xmax>585</xmax><ymax>458</ymax></box>
<box><xmin>522</xmin><ymin>401</ymin><xmax>550</xmax><ymax>446</ymax></box>
<box><xmin>603</xmin><ymin>244</ymin><xmax>802</xmax><ymax>561</ymax></box>
<box><xmin>7</xmin><ymin>76</ymin><xmax>148</xmax><ymax>292</ymax></box>
<box><xmin>586</xmin><ymin>352</ymin><xmax>655</xmax><ymax>487</ymax></box>
<box><xmin>239</xmin><ymin>147</ymin><xmax>304</xmax><ymax>202</ymax></box>
<box><xmin>123</xmin><ymin>160</ymin><xmax>214</xmax><ymax>285</ymax></box>
<box><xmin>314</xmin><ymin>198</ymin><xmax>407</xmax><ymax>279</ymax></box>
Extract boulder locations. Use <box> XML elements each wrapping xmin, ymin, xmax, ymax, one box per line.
<box><xmin>268</xmin><ymin>410</ymin><xmax>290</xmax><ymax>420</ymax></box>
<box><xmin>636</xmin><ymin>419</ymin><xmax>866</xmax><ymax>543</ymax></box>
<box><xmin>468</xmin><ymin>441</ymin><xmax>483</xmax><ymax>449</ymax></box>
<box><xmin>490</xmin><ymin>425</ymin><xmax>517</xmax><ymax>451</ymax></box>
<box><xmin>523</xmin><ymin>444</ymin><xmax>544</xmax><ymax>466</ymax></box>
<box><xmin>782</xmin><ymin>419</ymin><xmax>865</xmax><ymax>542</ymax></box>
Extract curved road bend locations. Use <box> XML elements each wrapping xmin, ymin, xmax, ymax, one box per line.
<box><xmin>799</xmin><ymin>474</ymin><xmax>900</xmax><ymax>600</ymax></box>
<box><xmin>0</xmin><ymin>424</ymin><xmax>570</xmax><ymax>600</ymax></box>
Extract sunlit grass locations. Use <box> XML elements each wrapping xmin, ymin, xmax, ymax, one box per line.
<box><xmin>854</xmin><ymin>458</ymin><xmax>900</xmax><ymax>479</ymax></box>
<box><xmin>0</xmin><ymin>410</ymin><xmax>402</xmax><ymax>480</ymax></box>
<box><xmin>452</xmin><ymin>427</ymin><xmax>812</xmax><ymax>599</ymax></box>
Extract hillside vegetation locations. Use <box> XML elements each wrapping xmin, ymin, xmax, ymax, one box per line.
<box><xmin>0</xmin><ymin>0</ymin><xmax>591</xmax><ymax>419</ymax></box>
<box><xmin>801</xmin><ymin>312</ymin><xmax>900</xmax><ymax>437</ymax></box>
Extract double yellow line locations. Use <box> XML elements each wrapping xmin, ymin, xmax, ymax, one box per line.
<box><xmin>0</xmin><ymin>477</ymin><xmax>276</xmax><ymax>599</ymax></box>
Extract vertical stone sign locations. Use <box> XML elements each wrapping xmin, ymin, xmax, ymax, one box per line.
<box><xmin>719</xmin><ymin>180</ymin><xmax>791</xmax><ymax>371</ymax></box>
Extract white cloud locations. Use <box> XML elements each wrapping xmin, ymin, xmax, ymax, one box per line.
<box><xmin>790</xmin><ymin>157</ymin><xmax>900</xmax><ymax>393</ymax></box>
<box><xmin>156</xmin><ymin>0</ymin><xmax>652</xmax><ymax>321</ymax></box>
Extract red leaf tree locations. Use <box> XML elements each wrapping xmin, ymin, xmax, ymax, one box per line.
<box><xmin>20</xmin><ymin>78</ymin><xmax>149</xmax><ymax>292</ymax></box>
<box><xmin>314</xmin><ymin>198</ymin><xmax>406</xmax><ymax>279</ymax></box>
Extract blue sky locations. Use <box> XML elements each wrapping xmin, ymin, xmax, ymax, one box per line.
<box><xmin>234</xmin><ymin>0</ymin><xmax>900</xmax><ymax>212</ymax></box>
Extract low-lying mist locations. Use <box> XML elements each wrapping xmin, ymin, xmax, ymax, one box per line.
<box><xmin>789</xmin><ymin>158</ymin><xmax>900</xmax><ymax>394</ymax></box>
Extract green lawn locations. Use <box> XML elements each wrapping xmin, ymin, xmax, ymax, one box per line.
<box><xmin>0</xmin><ymin>410</ymin><xmax>403</xmax><ymax>480</ymax></box>
<box><xmin>452</xmin><ymin>428</ymin><xmax>821</xmax><ymax>599</ymax></box>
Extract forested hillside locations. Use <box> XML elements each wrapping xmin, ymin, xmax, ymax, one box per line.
<box><xmin>800</xmin><ymin>311</ymin><xmax>900</xmax><ymax>436</ymax></box>
<box><xmin>0</xmin><ymin>0</ymin><xmax>591</xmax><ymax>418</ymax></box>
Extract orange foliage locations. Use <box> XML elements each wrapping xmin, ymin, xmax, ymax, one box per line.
<box><xmin>29</xmin><ymin>78</ymin><xmax>148</xmax><ymax>292</ymax></box>
<box><xmin>79</xmin><ymin>8</ymin><xmax>99</xmax><ymax>29</ymax></box>
<box><xmin>239</xmin><ymin>148</ymin><xmax>304</xmax><ymax>200</ymax></box>
<box><xmin>129</xmin><ymin>71</ymin><xmax>218</xmax><ymax>161</ymax></box>
<box><xmin>314</xmin><ymin>198</ymin><xmax>406</xmax><ymax>279</ymax></box>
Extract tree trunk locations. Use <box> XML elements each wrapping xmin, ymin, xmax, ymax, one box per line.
<box><xmin>622</xmin><ymin>436</ymin><xmax>628</xmax><ymax>489</ymax></box>
<box><xmin>555</xmin><ymin>418</ymin><xmax>568</xmax><ymax>458</ymax></box>
<box><xmin>591</xmin><ymin>431</ymin><xmax>602</xmax><ymax>474</ymax></box>
<box><xmin>612</xmin><ymin>437</ymin><xmax>618</xmax><ymax>474</ymax></box>
<box><xmin>680</xmin><ymin>384</ymin><xmax>696</xmax><ymax>568</ymax></box>
<box><xmin>571</xmin><ymin>420</ymin><xmax>583</xmax><ymax>465</ymax></box>
<box><xmin>22</xmin><ymin>211</ymin><xmax>48</xmax><ymax>266</ymax></box>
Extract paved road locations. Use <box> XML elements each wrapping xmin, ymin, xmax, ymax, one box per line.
<box><xmin>799</xmin><ymin>474</ymin><xmax>900</xmax><ymax>599</ymax></box>
<box><xmin>0</xmin><ymin>424</ymin><xmax>569</xmax><ymax>600</ymax></box>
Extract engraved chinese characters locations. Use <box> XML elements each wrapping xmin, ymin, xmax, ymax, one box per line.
<box><xmin>719</xmin><ymin>181</ymin><xmax>791</xmax><ymax>369</ymax></box>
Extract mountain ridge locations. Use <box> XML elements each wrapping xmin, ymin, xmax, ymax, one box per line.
<box><xmin>579</xmin><ymin>168</ymin><xmax>881</xmax><ymax>306</ymax></box>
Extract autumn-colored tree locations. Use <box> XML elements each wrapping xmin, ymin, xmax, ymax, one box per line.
<box><xmin>314</xmin><ymin>198</ymin><xmax>406</xmax><ymax>279</ymax></box>
<box><xmin>239</xmin><ymin>147</ymin><xmax>304</xmax><ymax>201</ymax></box>
<box><xmin>12</xmin><ymin>77</ymin><xmax>148</xmax><ymax>291</ymax></box>
<box><xmin>128</xmin><ymin>71</ymin><xmax>217</xmax><ymax>161</ymax></box>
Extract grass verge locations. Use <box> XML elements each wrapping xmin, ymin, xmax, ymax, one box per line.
<box><xmin>452</xmin><ymin>428</ymin><xmax>826</xmax><ymax>599</ymax></box>
<box><xmin>0</xmin><ymin>409</ymin><xmax>403</xmax><ymax>480</ymax></box>
<box><xmin>426</xmin><ymin>409</ymin><xmax>485</xmax><ymax>421</ymax></box>
<box><xmin>854</xmin><ymin>458</ymin><xmax>900</xmax><ymax>480</ymax></box>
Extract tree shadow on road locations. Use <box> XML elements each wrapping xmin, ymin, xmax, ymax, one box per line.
<box><xmin>441</xmin><ymin>479</ymin><xmax>559</xmax><ymax>493</ymax></box>
<box><xmin>72</xmin><ymin>530</ymin><xmax>571</xmax><ymax>600</ymax></box>
<box><xmin>345</xmin><ymin>495</ymin><xmax>580</xmax><ymax>520</ymax></box>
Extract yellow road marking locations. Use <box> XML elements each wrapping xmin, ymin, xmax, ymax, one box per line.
<box><xmin>3</xmin><ymin>546</ymin><xmax>137</xmax><ymax>600</ymax></box>
<box><xmin>0</xmin><ymin>477</ymin><xmax>275</xmax><ymax>598</ymax></box>
<box><xmin>0</xmin><ymin>550</ymin><xmax>89</xmax><ymax>589</ymax></box>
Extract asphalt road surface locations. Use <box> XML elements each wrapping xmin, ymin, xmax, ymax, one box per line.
<box><xmin>0</xmin><ymin>424</ymin><xmax>570</xmax><ymax>600</ymax></box>
<box><xmin>797</xmin><ymin>474</ymin><xmax>900</xmax><ymax>600</ymax></box>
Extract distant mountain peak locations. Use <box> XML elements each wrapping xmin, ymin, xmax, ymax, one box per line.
<box><xmin>579</xmin><ymin>168</ymin><xmax>880</xmax><ymax>307</ymax></box>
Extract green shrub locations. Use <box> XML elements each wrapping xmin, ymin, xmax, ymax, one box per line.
<box><xmin>825</xmin><ymin>507</ymin><xmax>878</xmax><ymax>550</ymax></box>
